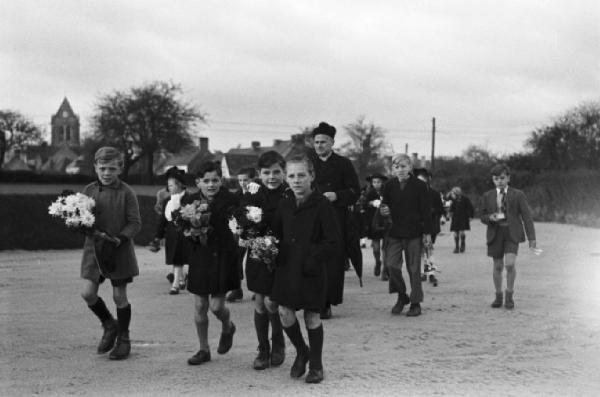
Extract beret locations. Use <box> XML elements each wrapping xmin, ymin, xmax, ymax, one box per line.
<box><xmin>311</xmin><ymin>122</ymin><xmax>336</xmax><ymax>139</ymax></box>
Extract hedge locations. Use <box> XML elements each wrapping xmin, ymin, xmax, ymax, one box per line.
<box><xmin>0</xmin><ymin>194</ymin><xmax>160</xmax><ymax>250</ymax></box>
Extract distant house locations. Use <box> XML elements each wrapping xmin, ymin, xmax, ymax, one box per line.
<box><xmin>223</xmin><ymin>133</ymin><xmax>311</xmax><ymax>175</ymax></box>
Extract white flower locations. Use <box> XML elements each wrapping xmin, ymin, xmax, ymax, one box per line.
<box><xmin>247</xmin><ymin>182</ymin><xmax>261</xmax><ymax>194</ymax></box>
<box><xmin>246</xmin><ymin>206</ymin><xmax>263</xmax><ymax>223</ymax></box>
<box><xmin>228</xmin><ymin>217</ymin><xmax>240</xmax><ymax>235</ymax></box>
<box><xmin>48</xmin><ymin>202</ymin><xmax>62</xmax><ymax>216</ymax></box>
<box><xmin>80</xmin><ymin>213</ymin><xmax>95</xmax><ymax>228</ymax></box>
<box><xmin>370</xmin><ymin>199</ymin><xmax>381</xmax><ymax>208</ymax></box>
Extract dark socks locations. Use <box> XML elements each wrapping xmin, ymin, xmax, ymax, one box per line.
<box><xmin>283</xmin><ymin>320</ymin><xmax>308</xmax><ymax>352</ymax></box>
<box><xmin>254</xmin><ymin>311</ymin><xmax>270</xmax><ymax>349</ymax></box>
<box><xmin>269</xmin><ymin>311</ymin><xmax>284</xmax><ymax>346</ymax></box>
<box><xmin>307</xmin><ymin>325</ymin><xmax>324</xmax><ymax>370</ymax></box>
<box><xmin>116</xmin><ymin>304</ymin><xmax>131</xmax><ymax>334</ymax></box>
<box><xmin>88</xmin><ymin>297</ymin><xmax>113</xmax><ymax>324</ymax></box>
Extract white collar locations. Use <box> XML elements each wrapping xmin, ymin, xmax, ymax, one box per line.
<box><xmin>496</xmin><ymin>187</ymin><xmax>508</xmax><ymax>194</ymax></box>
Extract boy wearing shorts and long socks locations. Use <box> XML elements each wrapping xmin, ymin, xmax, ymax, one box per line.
<box><xmin>80</xmin><ymin>146</ymin><xmax>141</xmax><ymax>360</ymax></box>
<box><xmin>480</xmin><ymin>163</ymin><xmax>536</xmax><ymax>309</ymax></box>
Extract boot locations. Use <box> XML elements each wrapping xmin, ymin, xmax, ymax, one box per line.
<box><xmin>453</xmin><ymin>236</ymin><xmax>459</xmax><ymax>253</ymax></box>
<box><xmin>253</xmin><ymin>345</ymin><xmax>270</xmax><ymax>370</ymax></box>
<box><xmin>269</xmin><ymin>312</ymin><xmax>285</xmax><ymax>367</ymax></box>
<box><xmin>306</xmin><ymin>325</ymin><xmax>324</xmax><ymax>384</ymax></box>
<box><xmin>505</xmin><ymin>291</ymin><xmax>515</xmax><ymax>309</ymax></box>
<box><xmin>283</xmin><ymin>321</ymin><xmax>309</xmax><ymax>379</ymax></box>
<box><xmin>97</xmin><ymin>318</ymin><xmax>118</xmax><ymax>354</ymax></box>
<box><xmin>460</xmin><ymin>235</ymin><xmax>466</xmax><ymax>253</ymax></box>
<box><xmin>226</xmin><ymin>288</ymin><xmax>243</xmax><ymax>302</ymax></box>
<box><xmin>491</xmin><ymin>292</ymin><xmax>503</xmax><ymax>308</ymax></box>
<box><xmin>374</xmin><ymin>259</ymin><xmax>381</xmax><ymax>277</ymax></box>
<box><xmin>109</xmin><ymin>331</ymin><xmax>131</xmax><ymax>360</ymax></box>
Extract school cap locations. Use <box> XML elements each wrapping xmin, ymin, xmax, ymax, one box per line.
<box><xmin>94</xmin><ymin>146</ymin><xmax>123</xmax><ymax>163</ymax></box>
<box><xmin>311</xmin><ymin>122</ymin><xmax>336</xmax><ymax>139</ymax></box>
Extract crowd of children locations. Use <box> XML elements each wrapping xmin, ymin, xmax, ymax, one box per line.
<box><xmin>77</xmin><ymin>144</ymin><xmax>537</xmax><ymax>384</ymax></box>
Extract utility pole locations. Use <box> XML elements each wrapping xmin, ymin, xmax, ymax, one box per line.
<box><xmin>431</xmin><ymin>117</ymin><xmax>436</xmax><ymax>172</ymax></box>
<box><xmin>404</xmin><ymin>143</ymin><xmax>408</xmax><ymax>154</ymax></box>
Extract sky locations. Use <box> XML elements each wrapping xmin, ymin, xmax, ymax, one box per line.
<box><xmin>1</xmin><ymin>0</ymin><xmax>599</xmax><ymax>158</ymax></box>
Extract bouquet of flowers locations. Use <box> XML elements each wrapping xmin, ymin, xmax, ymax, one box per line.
<box><xmin>229</xmin><ymin>205</ymin><xmax>280</xmax><ymax>270</ymax></box>
<box><xmin>173</xmin><ymin>199</ymin><xmax>212</xmax><ymax>245</ymax></box>
<box><xmin>48</xmin><ymin>190</ymin><xmax>96</xmax><ymax>231</ymax></box>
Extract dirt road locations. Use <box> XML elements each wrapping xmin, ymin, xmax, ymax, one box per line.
<box><xmin>2</xmin><ymin>222</ymin><xmax>599</xmax><ymax>396</ymax></box>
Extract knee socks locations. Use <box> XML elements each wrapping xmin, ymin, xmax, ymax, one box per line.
<box><xmin>254</xmin><ymin>311</ymin><xmax>270</xmax><ymax>350</ymax></box>
<box><xmin>116</xmin><ymin>304</ymin><xmax>131</xmax><ymax>334</ymax></box>
<box><xmin>268</xmin><ymin>311</ymin><xmax>284</xmax><ymax>347</ymax></box>
<box><xmin>283</xmin><ymin>320</ymin><xmax>308</xmax><ymax>352</ymax></box>
<box><xmin>307</xmin><ymin>325</ymin><xmax>324</xmax><ymax>370</ymax></box>
<box><xmin>88</xmin><ymin>297</ymin><xmax>113</xmax><ymax>324</ymax></box>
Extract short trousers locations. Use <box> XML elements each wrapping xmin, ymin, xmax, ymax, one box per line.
<box><xmin>99</xmin><ymin>276</ymin><xmax>133</xmax><ymax>287</ymax></box>
<box><xmin>487</xmin><ymin>226</ymin><xmax>519</xmax><ymax>258</ymax></box>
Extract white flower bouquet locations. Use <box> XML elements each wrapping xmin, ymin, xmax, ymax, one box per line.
<box><xmin>48</xmin><ymin>191</ymin><xmax>96</xmax><ymax>230</ymax></box>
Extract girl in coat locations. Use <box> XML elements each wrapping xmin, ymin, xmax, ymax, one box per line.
<box><xmin>449</xmin><ymin>186</ymin><xmax>475</xmax><ymax>253</ymax></box>
<box><xmin>150</xmin><ymin>167</ymin><xmax>189</xmax><ymax>294</ymax></box>
<box><xmin>185</xmin><ymin>161</ymin><xmax>240</xmax><ymax>365</ymax></box>
<box><xmin>241</xmin><ymin>151</ymin><xmax>289</xmax><ymax>370</ymax></box>
<box><xmin>271</xmin><ymin>156</ymin><xmax>340</xmax><ymax>384</ymax></box>
<box><xmin>363</xmin><ymin>174</ymin><xmax>388</xmax><ymax>277</ymax></box>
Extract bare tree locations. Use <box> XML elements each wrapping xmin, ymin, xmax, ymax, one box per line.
<box><xmin>91</xmin><ymin>81</ymin><xmax>205</xmax><ymax>182</ymax></box>
<box><xmin>0</xmin><ymin>110</ymin><xmax>42</xmax><ymax>167</ymax></box>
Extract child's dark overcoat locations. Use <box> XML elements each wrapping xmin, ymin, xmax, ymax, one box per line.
<box><xmin>241</xmin><ymin>183</ymin><xmax>290</xmax><ymax>295</ymax></box>
<box><xmin>270</xmin><ymin>191</ymin><xmax>341</xmax><ymax>312</ymax></box>
<box><xmin>185</xmin><ymin>189</ymin><xmax>241</xmax><ymax>296</ymax></box>
<box><xmin>449</xmin><ymin>196</ymin><xmax>474</xmax><ymax>232</ymax></box>
<box><xmin>80</xmin><ymin>180</ymin><xmax>141</xmax><ymax>281</ymax></box>
<box><xmin>155</xmin><ymin>192</ymin><xmax>191</xmax><ymax>266</ymax></box>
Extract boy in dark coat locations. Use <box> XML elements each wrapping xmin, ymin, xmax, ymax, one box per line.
<box><xmin>185</xmin><ymin>162</ymin><xmax>240</xmax><ymax>365</ymax></box>
<box><xmin>480</xmin><ymin>163</ymin><xmax>536</xmax><ymax>309</ymax></box>
<box><xmin>380</xmin><ymin>154</ymin><xmax>432</xmax><ymax>317</ymax></box>
<box><xmin>80</xmin><ymin>146</ymin><xmax>141</xmax><ymax>360</ymax></box>
<box><xmin>272</xmin><ymin>156</ymin><xmax>340</xmax><ymax>384</ymax></box>
<box><xmin>241</xmin><ymin>151</ymin><xmax>289</xmax><ymax>370</ymax></box>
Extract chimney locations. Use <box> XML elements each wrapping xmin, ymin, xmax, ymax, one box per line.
<box><xmin>199</xmin><ymin>137</ymin><xmax>209</xmax><ymax>152</ymax></box>
<box><xmin>251</xmin><ymin>141</ymin><xmax>261</xmax><ymax>151</ymax></box>
<box><xmin>412</xmin><ymin>152</ymin><xmax>420</xmax><ymax>167</ymax></box>
<box><xmin>273</xmin><ymin>139</ymin><xmax>283</xmax><ymax>146</ymax></box>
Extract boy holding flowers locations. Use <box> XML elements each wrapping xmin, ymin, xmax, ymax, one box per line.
<box><xmin>80</xmin><ymin>146</ymin><xmax>141</xmax><ymax>360</ymax></box>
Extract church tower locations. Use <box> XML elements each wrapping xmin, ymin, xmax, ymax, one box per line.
<box><xmin>51</xmin><ymin>97</ymin><xmax>80</xmax><ymax>147</ymax></box>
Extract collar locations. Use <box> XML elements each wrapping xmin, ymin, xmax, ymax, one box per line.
<box><xmin>496</xmin><ymin>187</ymin><xmax>508</xmax><ymax>195</ymax></box>
<box><xmin>317</xmin><ymin>151</ymin><xmax>334</xmax><ymax>162</ymax></box>
<box><xmin>96</xmin><ymin>178</ymin><xmax>121</xmax><ymax>190</ymax></box>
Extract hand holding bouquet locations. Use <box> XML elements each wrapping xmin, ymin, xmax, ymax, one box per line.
<box><xmin>173</xmin><ymin>200</ymin><xmax>212</xmax><ymax>245</ymax></box>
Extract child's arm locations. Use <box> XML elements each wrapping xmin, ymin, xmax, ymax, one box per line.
<box><xmin>517</xmin><ymin>191</ymin><xmax>536</xmax><ymax>247</ymax></box>
<box><xmin>116</xmin><ymin>188</ymin><xmax>142</xmax><ymax>245</ymax></box>
<box><xmin>303</xmin><ymin>202</ymin><xmax>341</xmax><ymax>275</ymax></box>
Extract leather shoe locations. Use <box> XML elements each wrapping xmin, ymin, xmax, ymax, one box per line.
<box><xmin>226</xmin><ymin>289</ymin><xmax>243</xmax><ymax>302</ymax></box>
<box><xmin>491</xmin><ymin>293</ymin><xmax>503</xmax><ymax>308</ymax></box>
<box><xmin>305</xmin><ymin>368</ymin><xmax>324</xmax><ymax>384</ymax></box>
<box><xmin>97</xmin><ymin>319</ymin><xmax>118</xmax><ymax>354</ymax></box>
<box><xmin>406</xmin><ymin>303</ymin><xmax>422</xmax><ymax>317</ymax></box>
<box><xmin>319</xmin><ymin>307</ymin><xmax>332</xmax><ymax>320</ymax></box>
<box><xmin>253</xmin><ymin>346</ymin><xmax>270</xmax><ymax>370</ymax></box>
<box><xmin>504</xmin><ymin>291</ymin><xmax>515</xmax><ymax>309</ymax></box>
<box><xmin>270</xmin><ymin>340</ymin><xmax>285</xmax><ymax>367</ymax></box>
<box><xmin>290</xmin><ymin>346</ymin><xmax>310</xmax><ymax>378</ymax></box>
<box><xmin>188</xmin><ymin>349</ymin><xmax>211</xmax><ymax>365</ymax></box>
<box><xmin>109</xmin><ymin>332</ymin><xmax>131</xmax><ymax>360</ymax></box>
<box><xmin>169</xmin><ymin>286</ymin><xmax>179</xmax><ymax>295</ymax></box>
<box><xmin>217</xmin><ymin>322</ymin><xmax>236</xmax><ymax>354</ymax></box>
<box><xmin>166</xmin><ymin>273</ymin><xmax>174</xmax><ymax>284</ymax></box>
<box><xmin>391</xmin><ymin>302</ymin><xmax>406</xmax><ymax>315</ymax></box>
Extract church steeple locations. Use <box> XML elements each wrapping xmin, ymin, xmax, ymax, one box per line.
<box><xmin>51</xmin><ymin>97</ymin><xmax>80</xmax><ymax>147</ymax></box>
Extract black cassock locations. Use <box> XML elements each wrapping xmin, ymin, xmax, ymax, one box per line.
<box><xmin>309</xmin><ymin>150</ymin><xmax>361</xmax><ymax>304</ymax></box>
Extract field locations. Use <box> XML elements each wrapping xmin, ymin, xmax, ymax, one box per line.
<box><xmin>2</xmin><ymin>222</ymin><xmax>600</xmax><ymax>396</ymax></box>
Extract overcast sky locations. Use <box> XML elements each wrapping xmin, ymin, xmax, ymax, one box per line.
<box><xmin>1</xmin><ymin>0</ymin><xmax>599</xmax><ymax>157</ymax></box>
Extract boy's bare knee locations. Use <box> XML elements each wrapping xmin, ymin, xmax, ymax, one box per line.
<box><xmin>81</xmin><ymin>290</ymin><xmax>97</xmax><ymax>304</ymax></box>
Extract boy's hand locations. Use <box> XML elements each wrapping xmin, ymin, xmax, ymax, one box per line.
<box><xmin>323</xmin><ymin>192</ymin><xmax>337</xmax><ymax>202</ymax></box>
<box><xmin>113</xmin><ymin>237</ymin><xmax>121</xmax><ymax>247</ymax></box>
<box><xmin>489</xmin><ymin>213</ymin><xmax>498</xmax><ymax>222</ymax></box>
<box><xmin>380</xmin><ymin>204</ymin><xmax>390</xmax><ymax>217</ymax></box>
<box><xmin>422</xmin><ymin>234</ymin><xmax>432</xmax><ymax>248</ymax></box>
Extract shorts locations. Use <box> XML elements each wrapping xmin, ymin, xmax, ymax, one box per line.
<box><xmin>487</xmin><ymin>226</ymin><xmax>519</xmax><ymax>258</ymax></box>
<box><xmin>99</xmin><ymin>276</ymin><xmax>133</xmax><ymax>287</ymax></box>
